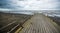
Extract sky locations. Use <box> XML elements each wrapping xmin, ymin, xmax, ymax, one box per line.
<box><xmin>0</xmin><ymin>0</ymin><xmax>60</xmax><ymax>10</ymax></box>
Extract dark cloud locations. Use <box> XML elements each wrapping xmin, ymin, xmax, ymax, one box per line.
<box><xmin>0</xmin><ymin>0</ymin><xmax>18</xmax><ymax>9</ymax></box>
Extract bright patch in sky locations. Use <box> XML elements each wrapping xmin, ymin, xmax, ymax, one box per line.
<box><xmin>20</xmin><ymin>1</ymin><xmax>54</xmax><ymax>10</ymax></box>
<box><xmin>15</xmin><ymin>0</ymin><xmax>60</xmax><ymax>10</ymax></box>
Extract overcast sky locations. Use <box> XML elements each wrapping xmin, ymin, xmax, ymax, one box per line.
<box><xmin>0</xmin><ymin>0</ymin><xmax>60</xmax><ymax>10</ymax></box>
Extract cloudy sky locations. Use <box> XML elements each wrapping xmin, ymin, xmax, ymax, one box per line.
<box><xmin>0</xmin><ymin>0</ymin><xmax>60</xmax><ymax>10</ymax></box>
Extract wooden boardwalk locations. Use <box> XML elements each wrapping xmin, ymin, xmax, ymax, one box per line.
<box><xmin>16</xmin><ymin>14</ymin><xmax>60</xmax><ymax>33</ymax></box>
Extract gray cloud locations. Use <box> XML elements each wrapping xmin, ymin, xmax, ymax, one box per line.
<box><xmin>0</xmin><ymin>0</ymin><xmax>60</xmax><ymax>10</ymax></box>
